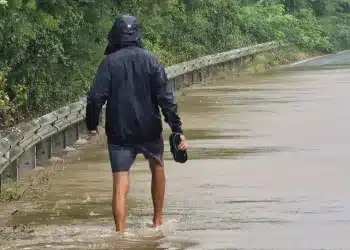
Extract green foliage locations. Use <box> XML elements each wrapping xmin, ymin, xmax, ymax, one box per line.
<box><xmin>0</xmin><ymin>0</ymin><xmax>117</xmax><ymax>128</ymax></box>
<box><xmin>0</xmin><ymin>182</ymin><xmax>23</xmax><ymax>202</ymax></box>
<box><xmin>239</xmin><ymin>0</ymin><xmax>350</xmax><ymax>51</ymax></box>
<box><xmin>238</xmin><ymin>4</ymin><xmax>330</xmax><ymax>50</ymax></box>
<box><xmin>0</xmin><ymin>0</ymin><xmax>349</xmax><ymax>129</ymax></box>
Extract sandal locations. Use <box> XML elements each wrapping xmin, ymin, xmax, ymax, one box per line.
<box><xmin>169</xmin><ymin>132</ymin><xmax>188</xmax><ymax>163</ymax></box>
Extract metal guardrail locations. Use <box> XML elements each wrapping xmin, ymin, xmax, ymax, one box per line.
<box><xmin>165</xmin><ymin>41</ymin><xmax>283</xmax><ymax>78</ymax></box>
<box><xmin>0</xmin><ymin>41</ymin><xmax>283</xmax><ymax>185</ymax></box>
<box><xmin>0</xmin><ymin>100</ymin><xmax>87</xmax><ymax>174</ymax></box>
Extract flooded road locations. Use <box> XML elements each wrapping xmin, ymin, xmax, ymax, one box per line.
<box><xmin>1</xmin><ymin>51</ymin><xmax>350</xmax><ymax>249</ymax></box>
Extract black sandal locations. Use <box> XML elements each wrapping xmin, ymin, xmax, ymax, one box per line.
<box><xmin>169</xmin><ymin>132</ymin><xmax>188</xmax><ymax>163</ymax></box>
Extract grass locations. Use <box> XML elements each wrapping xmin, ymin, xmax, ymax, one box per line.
<box><xmin>0</xmin><ymin>163</ymin><xmax>68</xmax><ymax>202</ymax></box>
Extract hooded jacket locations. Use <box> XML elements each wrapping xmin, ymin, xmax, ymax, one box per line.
<box><xmin>85</xmin><ymin>15</ymin><xmax>183</xmax><ymax>145</ymax></box>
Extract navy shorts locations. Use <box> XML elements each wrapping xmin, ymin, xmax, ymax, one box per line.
<box><xmin>108</xmin><ymin>137</ymin><xmax>164</xmax><ymax>172</ymax></box>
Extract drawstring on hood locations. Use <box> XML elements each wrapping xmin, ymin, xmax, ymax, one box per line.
<box><xmin>104</xmin><ymin>15</ymin><xmax>143</xmax><ymax>55</ymax></box>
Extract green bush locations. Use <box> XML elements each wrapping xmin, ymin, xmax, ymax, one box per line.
<box><xmin>0</xmin><ymin>0</ymin><xmax>349</xmax><ymax>129</ymax></box>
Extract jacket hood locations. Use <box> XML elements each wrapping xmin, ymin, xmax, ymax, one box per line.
<box><xmin>104</xmin><ymin>15</ymin><xmax>143</xmax><ymax>55</ymax></box>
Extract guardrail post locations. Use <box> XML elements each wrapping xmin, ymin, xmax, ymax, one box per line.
<box><xmin>65</xmin><ymin>126</ymin><xmax>78</xmax><ymax>147</ymax></box>
<box><xmin>18</xmin><ymin>146</ymin><xmax>37</xmax><ymax>177</ymax></box>
<box><xmin>75</xmin><ymin>122</ymin><xmax>80</xmax><ymax>140</ymax></box>
<box><xmin>229</xmin><ymin>60</ymin><xmax>234</xmax><ymax>72</ymax></box>
<box><xmin>52</xmin><ymin>132</ymin><xmax>65</xmax><ymax>156</ymax></box>
<box><xmin>36</xmin><ymin>137</ymin><xmax>52</xmax><ymax>166</ymax></box>
<box><xmin>214</xmin><ymin>63</ymin><xmax>219</xmax><ymax>75</ymax></box>
<box><xmin>192</xmin><ymin>70</ymin><xmax>201</xmax><ymax>85</ymax></box>
<box><xmin>183</xmin><ymin>73</ymin><xmax>192</xmax><ymax>87</ymax></box>
<box><xmin>1</xmin><ymin>160</ymin><xmax>18</xmax><ymax>184</ymax></box>
<box><xmin>174</xmin><ymin>75</ymin><xmax>185</xmax><ymax>90</ymax></box>
<box><xmin>239</xmin><ymin>56</ymin><xmax>249</xmax><ymax>72</ymax></box>
<box><xmin>219</xmin><ymin>62</ymin><xmax>224</xmax><ymax>71</ymax></box>
<box><xmin>222</xmin><ymin>61</ymin><xmax>227</xmax><ymax>71</ymax></box>
<box><xmin>207</xmin><ymin>66</ymin><xmax>213</xmax><ymax>83</ymax></box>
<box><xmin>78</xmin><ymin>120</ymin><xmax>87</xmax><ymax>138</ymax></box>
<box><xmin>237</xmin><ymin>57</ymin><xmax>244</xmax><ymax>72</ymax></box>
<box><xmin>200</xmin><ymin>67</ymin><xmax>207</xmax><ymax>82</ymax></box>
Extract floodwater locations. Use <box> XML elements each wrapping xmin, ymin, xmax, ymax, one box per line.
<box><xmin>1</xmin><ymin>51</ymin><xmax>350</xmax><ymax>250</ymax></box>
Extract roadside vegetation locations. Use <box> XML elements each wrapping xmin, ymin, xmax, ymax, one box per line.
<box><xmin>0</xmin><ymin>0</ymin><xmax>349</xmax><ymax>129</ymax></box>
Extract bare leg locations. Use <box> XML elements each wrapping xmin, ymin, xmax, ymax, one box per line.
<box><xmin>112</xmin><ymin>172</ymin><xmax>130</xmax><ymax>232</ymax></box>
<box><xmin>148</xmin><ymin>157</ymin><xmax>165</xmax><ymax>227</ymax></box>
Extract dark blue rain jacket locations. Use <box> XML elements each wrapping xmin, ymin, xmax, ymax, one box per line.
<box><xmin>85</xmin><ymin>15</ymin><xmax>183</xmax><ymax>145</ymax></box>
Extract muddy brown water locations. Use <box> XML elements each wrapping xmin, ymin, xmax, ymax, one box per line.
<box><xmin>1</xmin><ymin>52</ymin><xmax>350</xmax><ymax>250</ymax></box>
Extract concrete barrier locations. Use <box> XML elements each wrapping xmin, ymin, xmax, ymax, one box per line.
<box><xmin>0</xmin><ymin>40</ymin><xmax>285</xmax><ymax>191</ymax></box>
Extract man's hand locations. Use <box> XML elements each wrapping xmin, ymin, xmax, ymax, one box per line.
<box><xmin>88</xmin><ymin>130</ymin><xmax>98</xmax><ymax>136</ymax></box>
<box><xmin>178</xmin><ymin>134</ymin><xmax>188</xmax><ymax>151</ymax></box>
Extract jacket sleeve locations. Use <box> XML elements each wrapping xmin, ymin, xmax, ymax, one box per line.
<box><xmin>85</xmin><ymin>57</ymin><xmax>111</xmax><ymax>131</ymax></box>
<box><xmin>153</xmin><ymin>61</ymin><xmax>183</xmax><ymax>134</ymax></box>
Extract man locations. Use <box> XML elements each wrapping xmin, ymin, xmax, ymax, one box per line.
<box><xmin>85</xmin><ymin>15</ymin><xmax>188</xmax><ymax>232</ymax></box>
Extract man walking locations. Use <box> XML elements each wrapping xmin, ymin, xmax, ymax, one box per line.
<box><xmin>85</xmin><ymin>15</ymin><xmax>188</xmax><ymax>232</ymax></box>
